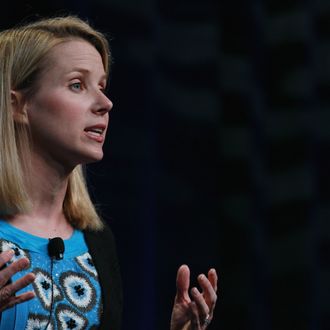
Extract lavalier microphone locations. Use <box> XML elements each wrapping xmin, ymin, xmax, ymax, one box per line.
<box><xmin>47</xmin><ymin>237</ymin><xmax>65</xmax><ymax>260</ymax></box>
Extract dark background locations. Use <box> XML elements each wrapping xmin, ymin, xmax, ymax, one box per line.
<box><xmin>1</xmin><ymin>0</ymin><xmax>330</xmax><ymax>329</ymax></box>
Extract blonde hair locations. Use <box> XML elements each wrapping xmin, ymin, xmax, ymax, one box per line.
<box><xmin>0</xmin><ymin>16</ymin><xmax>111</xmax><ymax>230</ymax></box>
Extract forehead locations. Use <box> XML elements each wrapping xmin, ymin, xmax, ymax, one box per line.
<box><xmin>44</xmin><ymin>39</ymin><xmax>105</xmax><ymax>74</ymax></box>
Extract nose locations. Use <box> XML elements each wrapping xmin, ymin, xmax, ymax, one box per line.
<box><xmin>93</xmin><ymin>90</ymin><xmax>113</xmax><ymax>115</ymax></box>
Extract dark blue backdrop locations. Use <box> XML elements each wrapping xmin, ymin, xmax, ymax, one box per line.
<box><xmin>1</xmin><ymin>0</ymin><xmax>330</xmax><ymax>329</ymax></box>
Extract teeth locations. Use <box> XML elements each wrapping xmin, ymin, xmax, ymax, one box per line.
<box><xmin>86</xmin><ymin>128</ymin><xmax>103</xmax><ymax>135</ymax></box>
<box><xmin>88</xmin><ymin>131</ymin><xmax>101</xmax><ymax>137</ymax></box>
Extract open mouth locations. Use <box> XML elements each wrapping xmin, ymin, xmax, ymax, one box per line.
<box><xmin>84</xmin><ymin>127</ymin><xmax>104</xmax><ymax>137</ymax></box>
<box><xmin>84</xmin><ymin>125</ymin><xmax>106</xmax><ymax>142</ymax></box>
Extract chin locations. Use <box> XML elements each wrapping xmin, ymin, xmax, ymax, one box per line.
<box><xmin>85</xmin><ymin>153</ymin><xmax>104</xmax><ymax>164</ymax></box>
<box><xmin>78</xmin><ymin>149</ymin><xmax>104</xmax><ymax>165</ymax></box>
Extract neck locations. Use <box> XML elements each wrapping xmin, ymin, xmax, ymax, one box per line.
<box><xmin>9</xmin><ymin>151</ymin><xmax>74</xmax><ymax>239</ymax></box>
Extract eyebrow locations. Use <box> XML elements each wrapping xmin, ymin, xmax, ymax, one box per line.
<box><xmin>67</xmin><ymin>68</ymin><xmax>107</xmax><ymax>81</ymax></box>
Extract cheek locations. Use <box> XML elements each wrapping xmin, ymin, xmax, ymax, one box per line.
<box><xmin>29</xmin><ymin>95</ymin><xmax>83</xmax><ymax>126</ymax></box>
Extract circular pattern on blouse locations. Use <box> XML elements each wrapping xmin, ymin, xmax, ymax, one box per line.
<box><xmin>33</xmin><ymin>268</ymin><xmax>63</xmax><ymax>310</ymax></box>
<box><xmin>60</xmin><ymin>271</ymin><xmax>96</xmax><ymax>312</ymax></box>
<box><xmin>75</xmin><ymin>252</ymin><xmax>98</xmax><ymax>278</ymax></box>
<box><xmin>0</xmin><ymin>239</ymin><xmax>30</xmax><ymax>263</ymax></box>
<box><xmin>26</xmin><ymin>314</ymin><xmax>54</xmax><ymax>330</ymax></box>
<box><xmin>55</xmin><ymin>304</ymin><xmax>88</xmax><ymax>330</ymax></box>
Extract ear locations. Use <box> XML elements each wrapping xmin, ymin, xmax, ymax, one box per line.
<box><xmin>11</xmin><ymin>90</ymin><xmax>29</xmax><ymax>124</ymax></box>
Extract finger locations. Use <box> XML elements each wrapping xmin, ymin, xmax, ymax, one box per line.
<box><xmin>5</xmin><ymin>272</ymin><xmax>36</xmax><ymax>298</ymax></box>
<box><xmin>189</xmin><ymin>301</ymin><xmax>202</xmax><ymax>330</ymax></box>
<box><xmin>0</xmin><ymin>290</ymin><xmax>35</xmax><ymax>311</ymax></box>
<box><xmin>197</xmin><ymin>274</ymin><xmax>217</xmax><ymax>311</ymax></box>
<box><xmin>208</xmin><ymin>268</ymin><xmax>218</xmax><ymax>293</ymax></box>
<box><xmin>191</xmin><ymin>287</ymin><xmax>210</xmax><ymax>322</ymax></box>
<box><xmin>0</xmin><ymin>273</ymin><xmax>35</xmax><ymax>302</ymax></box>
<box><xmin>0</xmin><ymin>258</ymin><xmax>30</xmax><ymax>287</ymax></box>
<box><xmin>0</xmin><ymin>250</ymin><xmax>14</xmax><ymax>268</ymax></box>
<box><xmin>175</xmin><ymin>264</ymin><xmax>191</xmax><ymax>303</ymax></box>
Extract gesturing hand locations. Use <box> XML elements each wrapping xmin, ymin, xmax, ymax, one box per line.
<box><xmin>170</xmin><ymin>265</ymin><xmax>218</xmax><ymax>330</ymax></box>
<box><xmin>0</xmin><ymin>249</ymin><xmax>35</xmax><ymax>311</ymax></box>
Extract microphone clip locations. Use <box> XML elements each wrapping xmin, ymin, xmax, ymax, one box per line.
<box><xmin>48</xmin><ymin>237</ymin><xmax>65</xmax><ymax>260</ymax></box>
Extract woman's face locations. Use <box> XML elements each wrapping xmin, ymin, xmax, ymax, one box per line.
<box><xmin>24</xmin><ymin>39</ymin><xmax>112</xmax><ymax>169</ymax></box>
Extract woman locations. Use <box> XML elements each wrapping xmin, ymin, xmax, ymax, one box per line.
<box><xmin>0</xmin><ymin>16</ymin><xmax>217</xmax><ymax>329</ymax></box>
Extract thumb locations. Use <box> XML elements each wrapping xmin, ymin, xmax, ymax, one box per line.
<box><xmin>175</xmin><ymin>264</ymin><xmax>191</xmax><ymax>303</ymax></box>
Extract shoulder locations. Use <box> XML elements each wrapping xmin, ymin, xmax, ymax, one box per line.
<box><xmin>82</xmin><ymin>222</ymin><xmax>121</xmax><ymax>280</ymax></box>
<box><xmin>83</xmin><ymin>222</ymin><xmax>115</xmax><ymax>244</ymax></box>
<box><xmin>82</xmin><ymin>222</ymin><xmax>119</xmax><ymax>264</ymax></box>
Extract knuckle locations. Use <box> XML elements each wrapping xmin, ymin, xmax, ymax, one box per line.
<box><xmin>11</xmin><ymin>260</ymin><xmax>23</xmax><ymax>271</ymax></box>
<box><xmin>0</xmin><ymin>256</ymin><xmax>6</xmax><ymax>266</ymax></box>
<box><xmin>6</xmin><ymin>296</ymin><xmax>21</xmax><ymax>309</ymax></box>
<box><xmin>205</xmin><ymin>307</ymin><xmax>210</xmax><ymax>316</ymax></box>
<box><xmin>13</xmin><ymin>295</ymin><xmax>23</xmax><ymax>304</ymax></box>
<box><xmin>0</xmin><ymin>275</ymin><xmax>9</xmax><ymax>288</ymax></box>
<box><xmin>0</xmin><ymin>286</ymin><xmax>12</xmax><ymax>300</ymax></box>
<box><xmin>10</xmin><ymin>259</ymin><xmax>28</xmax><ymax>273</ymax></box>
<box><xmin>209</xmin><ymin>294</ymin><xmax>217</xmax><ymax>309</ymax></box>
<box><xmin>0</xmin><ymin>250</ymin><xmax>10</xmax><ymax>261</ymax></box>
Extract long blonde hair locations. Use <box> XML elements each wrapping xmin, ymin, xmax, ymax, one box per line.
<box><xmin>0</xmin><ymin>16</ymin><xmax>111</xmax><ymax>230</ymax></box>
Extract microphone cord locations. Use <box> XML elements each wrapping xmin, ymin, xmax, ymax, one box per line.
<box><xmin>43</xmin><ymin>237</ymin><xmax>64</xmax><ymax>330</ymax></box>
<box><xmin>43</xmin><ymin>258</ymin><xmax>55</xmax><ymax>330</ymax></box>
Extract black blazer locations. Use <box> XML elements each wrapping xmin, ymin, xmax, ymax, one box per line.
<box><xmin>84</xmin><ymin>225</ymin><xmax>123</xmax><ymax>330</ymax></box>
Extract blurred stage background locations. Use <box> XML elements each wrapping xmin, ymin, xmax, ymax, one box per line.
<box><xmin>1</xmin><ymin>0</ymin><xmax>330</xmax><ymax>329</ymax></box>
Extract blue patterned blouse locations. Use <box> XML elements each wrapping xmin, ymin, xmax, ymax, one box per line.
<box><xmin>0</xmin><ymin>220</ymin><xmax>102</xmax><ymax>330</ymax></box>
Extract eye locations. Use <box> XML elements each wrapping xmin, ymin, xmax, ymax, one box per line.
<box><xmin>100</xmin><ymin>83</ymin><xmax>110</xmax><ymax>96</ymax></box>
<box><xmin>70</xmin><ymin>82</ymin><xmax>82</xmax><ymax>92</ymax></box>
